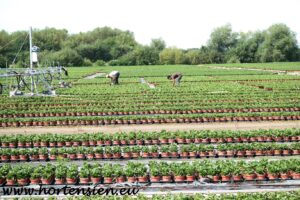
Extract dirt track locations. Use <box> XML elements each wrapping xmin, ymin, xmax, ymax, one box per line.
<box><xmin>208</xmin><ymin>66</ymin><xmax>300</xmax><ymax>76</ymax></box>
<box><xmin>0</xmin><ymin>121</ymin><xmax>300</xmax><ymax>135</ymax></box>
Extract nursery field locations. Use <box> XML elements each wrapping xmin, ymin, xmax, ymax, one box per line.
<box><xmin>1</xmin><ymin>64</ymin><xmax>300</xmax><ymax>127</ymax></box>
<box><xmin>0</xmin><ymin>128</ymin><xmax>299</xmax><ymax>197</ymax></box>
<box><xmin>0</xmin><ymin>63</ymin><xmax>300</xmax><ymax>198</ymax></box>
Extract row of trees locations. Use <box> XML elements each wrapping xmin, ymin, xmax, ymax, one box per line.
<box><xmin>0</xmin><ymin>24</ymin><xmax>299</xmax><ymax>67</ymax></box>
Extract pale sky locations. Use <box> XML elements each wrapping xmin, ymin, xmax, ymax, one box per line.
<box><xmin>0</xmin><ymin>0</ymin><xmax>299</xmax><ymax>49</ymax></box>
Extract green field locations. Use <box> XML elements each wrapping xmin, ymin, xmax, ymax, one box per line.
<box><xmin>0</xmin><ymin>63</ymin><xmax>300</xmax><ymax>125</ymax></box>
<box><xmin>1</xmin><ymin>63</ymin><xmax>300</xmax><ymax>196</ymax></box>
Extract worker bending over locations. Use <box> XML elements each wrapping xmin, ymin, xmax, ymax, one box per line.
<box><xmin>106</xmin><ymin>71</ymin><xmax>120</xmax><ymax>85</ymax></box>
<box><xmin>0</xmin><ymin>83</ymin><xmax>3</xmax><ymax>94</ymax></box>
<box><xmin>167</xmin><ymin>72</ymin><xmax>183</xmax><ymax>86</ymax></box>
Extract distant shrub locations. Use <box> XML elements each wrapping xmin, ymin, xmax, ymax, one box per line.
<box><xmin>83</xmin><ymin>58</ymin><xmax>93</xmax><ymax>66</ymax></box>
<box><xmin>93</xmin><ymin>60</ymin><xmax>106</xmax><ymax>66</ymax></box>
<box><xmin>108</xmin><ymin>60</ymin><xmax>120</xmax><ymax>66</ymax></box>
<box><xmin>9</xmin><ymin>61</ymin><xmax>25</xmax><ymax>68</ymax></box>
<box><xmin>48</xmin><ymin>48</ymin><xmax>84</xmax><ymax>67</ymax></box>
<box><xmin>227</xmin><ymin>56</ymin><xmax>241</xmax><ymax>63</ymax></box>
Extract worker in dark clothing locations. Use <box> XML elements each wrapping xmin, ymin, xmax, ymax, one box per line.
<box><xmin>106</xmin><ymin>71</ymin><xmax>120</xmax><ymax>85</ymax></box>
<box><xmin>167</xmin><ymin>72</ymin><xmax>183</xmax><ymax>86</ymax></box>
<box><xmin>61</xmin><ymin>67</ymin><xmax>68</xmax><ymax>76</ymax></box>
<box><xmin>0</xmin><ymin>83</ymin><xmax>3</xmax><ymax>94</ymax></box>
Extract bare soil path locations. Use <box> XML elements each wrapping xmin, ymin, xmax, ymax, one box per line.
<box><xmin>0</xmin><ymin>121</ymin><xmax>300</xmax><ymax>135</ymax></box>
<box><xmin>84</xmin><ymin>72</ymin><xmax>106</xmax><ymax>79</ymax></box>
<box><xmin>208</xmin><ymin>65</ymin><xmax>300</xmax><ymax>76</ymax></box>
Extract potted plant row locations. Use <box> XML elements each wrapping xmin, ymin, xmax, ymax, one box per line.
<box><xmin>1</xmin><ymin>129</ymin><xmax>299</xmax><ymax>148</ymax></box>
<box><xmin>1</xmin><ymin>110</ymin><xmax>300</xmax><ymax>127</ymax></box>
<box><xmin>1</xmin><ymin>142</ymin><xmax>299</xmax><ymax>163</ymax></box>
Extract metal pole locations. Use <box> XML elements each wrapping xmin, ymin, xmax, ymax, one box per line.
<box><xmin>29</xmin><ymin>27</ymin><xmax>34</xmax><ymax>94</ymax></box>
<box><xmin>29</xmin><ymin>27</ymin><xmax>33</xmax><ymax>69</ymax></box>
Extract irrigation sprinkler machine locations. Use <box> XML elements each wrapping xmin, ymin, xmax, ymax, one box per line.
<box><xmin>0</xmin><ymin>27</ymin><xmax>68</xmax><ymax>97</ymax></box>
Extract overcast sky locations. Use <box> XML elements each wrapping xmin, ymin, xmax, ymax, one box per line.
<box><xmin>0</xmin><ymin>0</ymin><xmax>299</xmax><ymax>49</ymax></box>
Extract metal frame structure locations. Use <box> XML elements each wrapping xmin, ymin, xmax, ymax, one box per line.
<box><xmin>0</xmin><ymin>27</ymin><xmax>67</xmax><ymax>97</ymax></box>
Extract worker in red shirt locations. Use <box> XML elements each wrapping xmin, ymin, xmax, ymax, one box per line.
<box><xmin>167</xmin><ymin>72</ymin><xmax>183</xmax><ymax>86</ymax></box>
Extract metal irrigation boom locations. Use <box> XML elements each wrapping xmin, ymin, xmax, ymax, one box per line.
<box><xmin>0</xmin><ymin>27</ymin><xmax>68</xmax><ymax>97</ymax></box>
